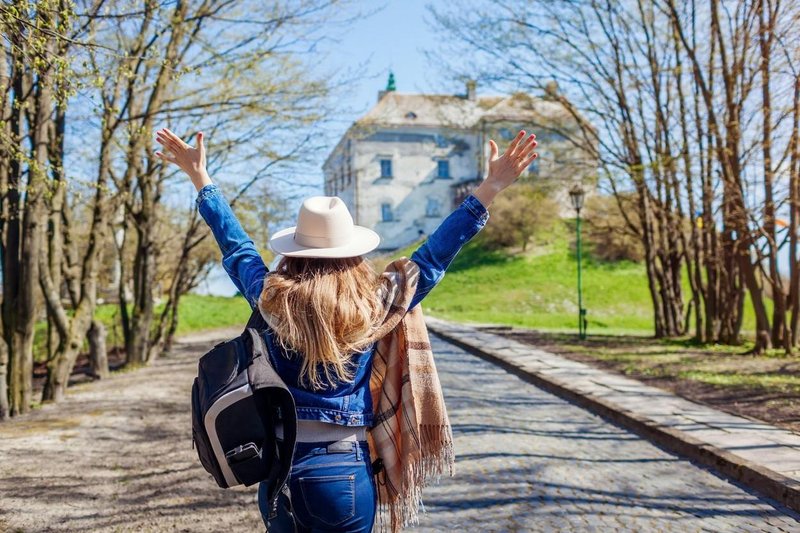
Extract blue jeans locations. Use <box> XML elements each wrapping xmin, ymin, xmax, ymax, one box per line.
<box><xmin>259</xmin><ymin>441</ymin><xmax>377</xmax><ymax>532</ymax></box>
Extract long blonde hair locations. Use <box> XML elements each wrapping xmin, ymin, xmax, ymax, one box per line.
<box><xmin>258</xmin><ymin>256</ymin><xmax>382</xmax><ymax>390</ymax></box>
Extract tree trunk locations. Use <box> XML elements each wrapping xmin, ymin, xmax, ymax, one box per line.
<box><xmin>41</xmin><ymin>334</ymin><xmax>82</xmax><ymax>403</ymax></box>
<box><xmin>756</xmin><ymin>0</ymin><xmax>789</xmax><ymax>351</ymax></box>
<box><xmin>89</xmin><ymin>319</ymin><xmax>109</xmax><ymax>379</ymax></box>
<box><xmin>0</xmin><ymin>334</ymin><xmax>8</xmax><ymax>420</ymax></box>
<box><xmin>126</xmin><ymin>223</ymin><xmax>156</xmax><ymax>365</ymax></box>
<box><xmin>741</xmin><ymin>254</ymin><xmax>772</xmax><ymax>353</ymax></box>
<box><xmin>123</xmin><ymin>9</ymin><xmax>189</xmax><ymax>365</ymax></box>
<box><xmin>788</xmin><ymin>73</ymin><xmax>800</xmax><ymax>347</ymax></box>
<box><xmin>0</xmin><ymin>35</ymin><xmax>10</xmax><ymax>421</ymax></box>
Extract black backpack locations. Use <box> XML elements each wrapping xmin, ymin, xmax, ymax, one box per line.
<box><xmin>191</xmin><ymin>310</ymin><xmax>297</xmax><ymax>514</ymax></box>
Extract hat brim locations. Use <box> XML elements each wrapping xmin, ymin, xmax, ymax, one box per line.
<box><xmin>269</xmin><ymin>225</ymin><xmax>381</xmax><ymax>258</ymax></box>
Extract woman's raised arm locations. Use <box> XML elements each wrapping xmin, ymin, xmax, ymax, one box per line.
<box><xmin>155</xmin><ymin>128</ymin><xmax>267</xmax><ymax>308</ymax></box>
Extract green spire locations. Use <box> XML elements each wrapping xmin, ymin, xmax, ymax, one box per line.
<box><xmin>386</xmin><ymin>72</ymin><xmax>396</xmax><ymax>92</ymax></box>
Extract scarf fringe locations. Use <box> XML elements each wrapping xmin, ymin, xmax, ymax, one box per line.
<box><xmin>374</xmin><ymin>424</ymin><xmax>455</xmax><ymax>533</ymax></box>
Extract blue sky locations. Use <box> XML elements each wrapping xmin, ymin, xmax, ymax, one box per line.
<box><xmin>322</xmin><ymin>0</ymin><xmax>444</xmax><ymax>119</ymax></box>
<box><xmin>198</xmin><ymin>0</ymin><xmax>442</xmax><ymax>296</ymax></box>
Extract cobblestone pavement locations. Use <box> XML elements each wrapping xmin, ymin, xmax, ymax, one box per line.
<box><xmin>414</xmin><ymin>334</ymin><xmax>800</xmax><ymax>532</ymax></box>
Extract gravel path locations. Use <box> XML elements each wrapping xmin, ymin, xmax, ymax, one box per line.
<box><xmin>0</xmin><ymin>327</ymin><xmax>260</xmax><ymax>533</ymax></box>
<box><xmin>0</xmin><ymin>328</ymin><xmax>798</xmax><ymax>532</ymax></box>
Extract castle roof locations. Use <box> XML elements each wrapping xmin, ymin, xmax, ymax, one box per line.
<box><xmin>354</xmin><ymin>91</ymin><xmax>572</xmax><ymax>129</ymax></box>
<box><xmin>323</xmin><ymin>88</ymin><xmax>584</xmax><ymax>170</ymax></box>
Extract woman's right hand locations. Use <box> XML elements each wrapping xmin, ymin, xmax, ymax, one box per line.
<box><xmin>155</xmin><ymin>128</ymin><xmax>212</xmax><ymax>191</ymax></box>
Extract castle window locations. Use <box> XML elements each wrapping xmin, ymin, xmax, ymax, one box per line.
<box><xmin>426</xmin><ymin>197</ymin><xmax>441</xmax><ymax>217</ymax></box>
<box><xmin>381</xmin><ymin>203</ymin><xmax>393</xmax><ymax>222</ymax></box>
<box><xmin>437</xmin><ymin>160</ymin><xmax>450</xmax><ymax>179</ymax></box>
<box><xmin>380</xmin><ymin>159</ymin><xmax>392</xmax><ymax>178</ymax></box>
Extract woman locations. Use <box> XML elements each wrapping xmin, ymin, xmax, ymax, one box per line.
<box><xmin>155</xmin><ymin>128</ymin><xmax>537</xmax><ymax>532</ymax></box>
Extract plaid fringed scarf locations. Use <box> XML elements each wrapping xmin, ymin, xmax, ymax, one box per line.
<box><xmin>361</xmin><ymin>258</ymin><xmax>455</xmax><ymax>532</ymax></box>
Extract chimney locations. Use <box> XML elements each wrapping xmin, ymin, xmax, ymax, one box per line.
<box><xmin>465</xmin><ymin>79</ymin><xmax>476</xmax><ymax>101</ymax></box>
<box><xmin>544</xmin><ymin>80</ymin><xmax>559</xmax><ymax>100</ymax></box>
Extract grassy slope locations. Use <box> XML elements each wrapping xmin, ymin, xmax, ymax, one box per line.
<box><xmin>385</xmin><ymin>226</ymin><xmax>798</xmax><ymax>430</ymax></box>
<box><xmin>386</xmin><ymin>225</ymin><xmax>758</xmax><ymax>336</ymax></box>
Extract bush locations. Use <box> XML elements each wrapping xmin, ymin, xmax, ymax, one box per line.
<box><xmin>583</xmin><ymin>194</ymin><xmax>643</xmax><ymax>262</ymax></box>
<box><xmin>482</xmin><ymin>182</ymin><xmax>560</xmax><ymax>251</ymax></box>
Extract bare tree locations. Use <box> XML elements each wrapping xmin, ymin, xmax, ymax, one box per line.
<box><xmin>0</xmin><ymin>0</ymin><xmax>359</xmax><ymax>412</ymax></box>
<box><xmin>429</xmin><ymin>0</ymin><xmax>800</xmax><ymax>350</ymax></box>
<box><xmin>0</xmin><ymin>0</ymin><xmax>62</xmax><ymax>415</ymax></box>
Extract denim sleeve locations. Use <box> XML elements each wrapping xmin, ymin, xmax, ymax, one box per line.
<box><xmin>196</xmin><ymin>184</ymin><xmax>267</xmax><ymax>309</ymax></box>
<box><xmin>409</xmin><ymin>194</ymin><xmax>489</xmax><ymax>309</ymax></box>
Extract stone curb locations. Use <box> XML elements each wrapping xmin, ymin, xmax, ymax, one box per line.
<box><xmin>428</xmin><ymin>322</ymin><xmax>800</xmax><ymax>514</ymax></box>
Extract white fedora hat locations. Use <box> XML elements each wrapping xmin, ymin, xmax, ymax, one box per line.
<box><xmin>269</xmin><ymin>196</ymin><xmax>380</xmax><ymax>258</ymax></box>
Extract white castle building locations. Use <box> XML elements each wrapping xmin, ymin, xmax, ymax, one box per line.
<box><xmin>323</xmin><ymin>77</ymin><xmax>595</xmax><ymax>251</ymax></box>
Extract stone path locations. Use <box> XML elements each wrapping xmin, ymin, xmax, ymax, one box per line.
<box><xmin>426</xmin><ymin>316</ymin><xmax>800</xmax><ymax>515</ymax></box>
<box><xmin>416</xmin><ymin>334</ymin><xmax>800</xmax><ymax>532</ymax></box>
<box><xmin>0</xmin><ymin>327</ymin><xmax>798</xmax><ymax>532</ymax></box>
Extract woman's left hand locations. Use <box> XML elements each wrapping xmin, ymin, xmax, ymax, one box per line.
<box><xmin>473</xmin><ymin>130</ymin><xmax>538</xmax><ymax>208</ymax></box>
<box><xmin>155</xmin><ymin>128</ymin><xmax>212</xmax><ymax>191</ymax></box>
<box><xmin>486</xmin><ymin>130</ymin><xmax>538</xmax><ymax>190</ymax></box>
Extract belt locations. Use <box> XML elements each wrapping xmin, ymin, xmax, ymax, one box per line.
<box><xmin>276</xmin><ymin>420</ymin><xmax>368</xmax><ymax>443</ymax></box>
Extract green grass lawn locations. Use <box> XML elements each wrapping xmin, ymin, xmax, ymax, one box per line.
<box><xmin>423</xmin><ymin>240</ymin><xmax>655</xmax><ymax>334</ymax></box>
<box><xmin>386</xmin><ymin>232</ymin><xmax>659</xmax><ymax>335</ymax></box>
<box><xmin>384</xmin><ymin>223</ymin><xmax>758</xmax><ymax>336</ymax></box>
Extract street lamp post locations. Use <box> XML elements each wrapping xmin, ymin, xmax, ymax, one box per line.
<box><xmin>569</xmin><ymin>185</ymin><xmax>587</xmax><ymax>340</ymax></box>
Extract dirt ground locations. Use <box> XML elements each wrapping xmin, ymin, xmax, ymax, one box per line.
<box><xmin>0</xmin><ymin>327</ymin><xmax>265</xmax><ymax>533</ymax></box>
<box><xmin>482</xmin><ymin>327</ymin><xmax>800</xmax><ymax>434</ymax></box>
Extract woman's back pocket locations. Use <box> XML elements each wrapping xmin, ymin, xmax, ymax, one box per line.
<box><xmin>298</xmin><ymin>473</ymin><xmax>356</xmax><ymax>527</ymax></box>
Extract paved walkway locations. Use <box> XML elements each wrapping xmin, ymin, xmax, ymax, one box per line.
<box><xmin>414</xmin><ymin>333</ymin><xmax>799</xmax><ymax>532</ymax></box>
<box><xmin>426</xmin><ymin>317</ymin><xmax>800</xmax><ymax>519</ymax></box>
<box><xmin>0</xmin><ymin>327</ymin><xmax>798</xmax><ymax>531</ymax></box>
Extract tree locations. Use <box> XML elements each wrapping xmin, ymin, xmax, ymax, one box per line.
<box><xmin>0</xmin><ymin>0</ymin><xmax>359</xmax><ymax>413</ymax></box>
<box><xmin>0</xmin><ymin>0</ymin><xmax>65</xmax><ymax>415</ymax></box>
<box><xmin>429</xmin><ymin>0</ymin><xmax>800</xmax><ymax>349</ymax></box>
<box><xmin>92</xmin><ymin>0</ymin><xmax>345</xmax><ymax>365</ymax></box>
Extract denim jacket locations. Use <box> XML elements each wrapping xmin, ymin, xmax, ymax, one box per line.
<box><xmin>197</xmin><ymin>184</ymin><xmax>488</xmax><ymax>426</ymax></box>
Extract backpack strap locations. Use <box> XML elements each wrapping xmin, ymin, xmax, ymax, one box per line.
<box><xmin>245</xmin><ymin>326</ymin><xmax>297</xmax><ymax>531</ymax></box>
<box><xmin>245</xmin><ymin>308</ymin><xmax>268</xmax><ymax>333</ymax></box>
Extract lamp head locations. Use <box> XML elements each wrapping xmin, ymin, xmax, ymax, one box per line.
<box><xmin>569</xmin><ymin>184</ymin><xmax>585</xmax><ymax>211</ymax></box>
